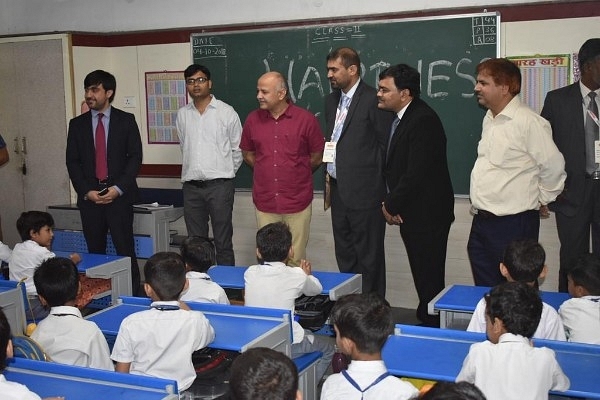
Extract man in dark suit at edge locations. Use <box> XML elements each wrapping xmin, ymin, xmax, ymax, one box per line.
<box><xmin>542</xmin><ymin>38</ymin><xmax>600</xmax><ymax>292</ymax></box>
<box><xmin>324</xmin><ymin>47</ymin><xmax>393</xmax><ymax>297</ymax></box>
<box><xmin>378</xmin><ymin>64</ymin><xmax>455</xmax><ymax>327</ymax></box>
<box><xmin>66</xmin><ymin>70</ymin><xmax>143</xmax><ymax>295</ymax></box>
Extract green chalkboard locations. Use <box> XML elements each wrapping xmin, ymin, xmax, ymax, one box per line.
<box><xmin>191</xmin><ymin>12</ymin><xmax>499</xmax><ymax>195</ymax></box>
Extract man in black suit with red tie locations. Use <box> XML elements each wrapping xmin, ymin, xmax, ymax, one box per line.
<box><xmin>324</xmin><ymin>47</ymin><xmax>393</xmax><ymax>297</ymax></box>
<box><xmin>66</xmin><ymin>70</ymin><xmax>143</xmax><ymax>295</ymax></box>
<box><xmin>378</xmin><ymin>64</ymin><xmax>455</xmax><ymax>326</ymax></box>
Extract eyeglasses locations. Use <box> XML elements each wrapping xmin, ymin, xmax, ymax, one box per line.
<box><xmin>186</xmin><ymin>77</ymin><xmax>209</xmax><ymax>85</ymax></box>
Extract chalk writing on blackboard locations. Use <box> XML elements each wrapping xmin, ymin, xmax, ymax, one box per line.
<box><xmin>193</xmin><ymin>36</ymin><xmax>227</xmax><ymax>59</ymax></box>
<box><xmin>311</xmin><ymin>25</ymin><xmax>366</xmax><ymax>44</ymax></box>
<box><xmin>472</xmin><ymin>16</ymin><xmax>497</xmax><ymax>46</ymax></box>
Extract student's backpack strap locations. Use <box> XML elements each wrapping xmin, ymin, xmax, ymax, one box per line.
<box><xmin>11</xmin><ymin>335</ymin><xmax>49</xmax><ymax>361</ymax></box>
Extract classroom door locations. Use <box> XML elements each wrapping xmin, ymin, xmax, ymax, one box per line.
<box><xmin>0</xmin><ymin>35</ymin><xmax>74</xmax><ymax>246</ymax></box>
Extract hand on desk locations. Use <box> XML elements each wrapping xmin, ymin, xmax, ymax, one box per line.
<box><xmin>381</xmin><ymin>203</ymin><xmax>403</xmax><ymax>225</ymax></box>
<box><xmin>69</xmin><ymin>253</ymin><xmax>81</xmax><ymax>264</ymax></box>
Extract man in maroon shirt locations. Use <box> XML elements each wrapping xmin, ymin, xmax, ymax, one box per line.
<box><xmin>241</xmin><ymin>71</ymin><xmax>325</xmax><ymax>267</ymax></box>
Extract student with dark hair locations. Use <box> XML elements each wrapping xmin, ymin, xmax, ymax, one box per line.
<box><xmin>558</xmin><ymin>253</ymin><xmax>600</xmax><ymax>344</ymax></box>
<box><xmin>467</xmin><ymin>239</ymin><xmax>566</xmax><ymax>340</ymax></box>
<box><xmin>457</xmin><ymin>282</ymin><xmax>569</xmax><ymax>400</ymax></box>
<box><xmin>111</xmin><ymin>252</ymin><xmax>215</xmax><ymax>392</ymax></box>
<box><xmin>31</xmin><ymin>257</ymin><xmax>113</xmax><ymax>370</ymax></box>
<box><xmin>9</xmin><ymin>211</ymin><xmax>80</xmax><ymax>320</ymax></box>
<box><xmin>179</xmin><ymin>236</ymin><xmax>229</xmax><ymax>304</ymax></box>
<box><xmin>229</xmin><ymin>347</ymin><xmax>301</xmax><ymax>400</ymax></box>
<box><xmin>0</xmin><ymin>308</ymin><xmax>64</xmax><ymax>400</ymax></box>
<box><xmin>321</xmin><ymin>293</ymin><xmax>418</xmax><ymax>400</ymax></box>
<box><xmin>420</xmin><ymin>381</ymin><xmax>486</xmax><ymax>400</ymax></box>
<box><xmin>244</xmin><ymin>222</ymin><xmax>334</xmax><ymax>381</ymax></box>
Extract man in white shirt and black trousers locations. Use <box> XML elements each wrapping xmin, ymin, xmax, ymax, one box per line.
<box><xmin>468</xmin><ymin>58</ymin><xmax>566</xmax><ymax>287</ymax></box>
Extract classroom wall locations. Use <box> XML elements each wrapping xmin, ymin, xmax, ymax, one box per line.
<box><xmin>66</xmin><ymin>15</ymin><xmax>600</xmax><ymax>308</ymax></box>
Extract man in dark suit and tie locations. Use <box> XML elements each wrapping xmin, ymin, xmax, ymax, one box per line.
<box><xmin>378</xmin><ymin>64</ymin><xmax>455</xmax><ymax>326</ymax></box>
<box><xmin>324</xmin><ymin>47</ymin><xmax>393</xmax><ymax>297</ymax></box>
<box><xmin>542</xmin><ymin>38</ymin><xmax>600</xmax><ymax>292</ymax></box>
<box><xmin>66</xmin><ymin>70</ymin><xmax>143</xmax><ymax>295</ymax></box>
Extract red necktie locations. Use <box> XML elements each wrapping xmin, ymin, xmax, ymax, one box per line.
<box><xmin>95</xmin><ymin>113</ymin><xmax>108</xmax><ymax>180</ymax></box>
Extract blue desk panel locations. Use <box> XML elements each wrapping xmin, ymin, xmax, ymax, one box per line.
<box><xmin>87</xmin><ymin>297</ymin><xmax>292</xmax><ymax>354</ymax></box>
<box><xmin>5</xmin><ymin>358</ymin><xmax>177</xmax><ymax>400</ymax></box>
<box><xmin>54</xmin><ymin>251</ymin><xmax>128</xmax><ymax>274</ymax></box>
<box><xmin>382</xmin><ymin>324</ymin><xmax>600</xmax><ymax>399</ymax></box>
<box><xmin>207</xmin><ymin>265</ymin><xmax>362</xmax><ymax>300</ymax></box>
<box><xmin>434</xmin><ymin>284</ymin><xmax>570</xmax><ymax>313</ymax></box>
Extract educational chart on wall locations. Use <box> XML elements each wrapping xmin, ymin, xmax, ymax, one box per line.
<box><xmin>145</xmin><ymin>71</ymin><xmax>187</xmax><ymax>144</ymax></box>
<box><xmin>191</xmin><ymin>13</ymin><xmax>499</xmax><ymax>194</ymax></box>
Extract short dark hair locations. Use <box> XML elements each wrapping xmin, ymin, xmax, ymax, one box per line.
<box><xmin>379</xmin><ymin>64</ymin><xmax>421</xmax><ymax>98</ymax></box>
<box><xmin>421</xmin><ymin>381</ymin><xmax>487</xmax><ymax>400</ymax></box>
<box><xmin>485</xmin><ymin>281</ymin><xmax>542</xmax><ymax>338</ymax></box>
<box><xmin>476</xmin><ymin>58</ymin><xmax>521</xmax><ymax>96</ymax></box>
<box><xmin>502</xmin><ymin>239</ymin><xmax>545</xmax><ymax>283</ymax></box>
<box><xmin>34</xmin><ymin>257</ymin><xmax>79</xmax><ymax>307</ymax></box>
<box><xmin>180</xmin><ymin>236</ymin><xmax>216</xmax><ymax>273</ymax></box>
<box><xmin>183</xmin><ymin>64</ymin><xmax>211</xmax><ymax>80</ymax></box>
<box><xmin>144</xmin><ymin>252</ymin><xmax>187</xmax><ymax>301</ymax></box>
<box><xmin>326</xmin><ymin>47</ymin><xmax>362</xmax><ymax>75</ymax></box>
<box><xmin>568</xmin><ymin>253</ymin><xmax>600</xmax><ymax>295</ymax></box>
<box><xmin>84</xmin><ymin>70</ymin><xmax>116</xmax><ymax>103</ymax></box>
<box><xmin>0</xmin><ymin>308</ymin><xmax>10</xmax><ymax>371</ymax></box>
<box><xmin>330</xmin><ymin>293</ymin><xmax>394</xmax><ymax>354</ymax></box>
<box><xmin>229</xmin><ymin>347</ymin><xmax>298</xmax><ymax>400</ymax></box>
<box><xmin>16</xmin><ymin>211</ymin><xmax>54</xmax><ymax>241</ymax></box>
<box><xmin>256</xmin><ymin>222</ymin><xmax>291</xmax><ymax>263</ymax></box>
<box><xmin>578</xmin><ymin>38</ymin><xmax>600</xmax><ymax>71</ymax></box>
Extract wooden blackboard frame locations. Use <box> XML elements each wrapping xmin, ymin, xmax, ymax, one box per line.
<box><xmin>190</xmin><ymin>12</ymin><xmax>500</xmax><ymax>195</ymax></box>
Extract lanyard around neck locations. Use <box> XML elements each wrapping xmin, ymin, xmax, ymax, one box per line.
<box><xmin>341</xmin><ymin>370</ymin><xmax>390</xmax><ymax>399</ymax></box>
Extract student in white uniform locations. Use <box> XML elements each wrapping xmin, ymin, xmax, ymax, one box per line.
<box><xmin>320</xmin><ymin>293</ymin><xmax>418</xmax><ymax>400</ymax></box>
<box><xmin>31</xmin><ymin>257</ymin><xmax>113</xmax><ymax>370</ymax></box>
<box><xmin>111</xmin><ymin>252</ymin><xmax>215</xmax><ymax>392</ymax></box>
<box><xmin>467</xmin><ymin>239</ymin><xmax>566</xmax><ymax>340</ymax></box>
<box><xmin>559</xmin><ymin>253</ymin><xmax>600</xmax><ymax>344</ymax></box>
<box><xmin>179</xmin><ymin>236</ymin><xmax>229</xmax><ymax>304</ymax></box>
<box><xmin>457</xmin><ymin>282</ymin><xmax>569</xmax><ymax>400</ymax></box>
<box><xmin>244</xmin><ymin>222</ymin><xmax>334</xmax><ymax>381</ymax></box>
<box><xmin>0</xmin><ymin>308</ymin><xmax>64</xmax><ymax>400</ymax></box>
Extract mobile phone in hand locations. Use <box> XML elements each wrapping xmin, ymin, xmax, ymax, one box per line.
<box><xmin>98</xmin><ymin>187</ymin><xmax>109</xmax><ymax>196</ymax></box>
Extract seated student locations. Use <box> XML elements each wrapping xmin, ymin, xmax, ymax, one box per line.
<box><xmin>467</xmin><ymin>239</ymin><xmax>566</xmax><ymax>341</ymax></box>
<box><xmin>111</xmin><ymin>252</ymin><xmax>215</xmax><ymax>392</ymax></box>
<box><xmin>456</xmin><ymin>282</ymin><xmax>570</xmax><ymax>400</ymax></box>
<box><xmin>0</xmin><ymin>308</ymin><xmax>64</xmax><ymax>400</ymax></box>
<box><xmin>558</xmin><ymin>253</ymin><xmax>600</xmax><ymax>344</ymax></box>
<box><xmin>30</xmin><ymin>257</ymin><xmax>113</xmax><ymax>370</ymax></box>
<box><xmin>0</xmin><ymin>241</ymin><xmax>10</xmax><ymax>264</ymax></box>
<box><xmin>9</xmin><ymin>211</ymin><xmax>80</xmax><ymax>320</ymax></box>
<box><xmin>244</xmin><ymin>222</ymin><xmax>334</xmax><ymax>381</ymax></box>
<box><xmin>179</xmin><ymin>236</ymin><xmax>229</xmax><ymax>304</ymax></box>
<box><xmin>420</xmin><ymin>381</ymin><xmax>486</xmax><ymax>400</ymax></box>
<box><xmin>229</xmin><ymin>347</ymin><xmax>301</xmax><ymax>400</ymax></box>
<box><xmin>320</xmin><ymin>293</ymin><xmax>419</xmax><ymax>400</ymax></box>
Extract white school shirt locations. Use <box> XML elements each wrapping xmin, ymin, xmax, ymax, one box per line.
<box><xmin>320</xmin><ymin>360</ymin><xmax>419</xmax><ymax>400</ymax></box>
<box><xmin>110</xmin><ymin>300</ymin><xmax>215</xmax><ymax>391</ymax></box>
<box><xmin>180</xmin><ymin>271</ymin><xmax>230</xmax><ymax>304</ymax></box>
<box><xmin>244</xmin><ymin>262</ymin><xmax>322</xmax><ymax>344</ymax></box>
<box><xmin>0</xmin><ymin>241</ymin><xmax>11</xmax><ymax>263</ymax></box>
<box><xmin>176</xmin><ymin>96</ymin><xmax>243</xmax><ymax>182</ymax></box>
<box><xmin>8</xmin><ymin>240</ymin><xmax>55</xmax><ymax>295</ymax></box>
<box><xmin>470</xmin><ymin>96</ymin><xmax>565</xmax><ymax>215</ymax></box>
<box><xmin>31</xmin><ymin>306</ymin><xmax>113</xmax><ymax>370</ymax></box>
<box><xmin>467</xmin><ymin>297</ymin><xmax>566</xmax><ymax>341</ymax></box>
<box><xmin>0</xmin><ymin>374</ymin><xmax>42</xmax><ymax>400</ymax></box>
<box><xmin>456</xmin><ymin>333</ymin><xmax>570</xmax><ymax>400</ymax></box>
<box><xmin>559</xmin><ymin>296</ymin><xmax>600</xmax><ymax>344</ymax></box>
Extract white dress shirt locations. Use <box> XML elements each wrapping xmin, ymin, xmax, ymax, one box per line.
<box><xmin>180</xmin><ymin>271</ymin><xmax>229</xmax><ymax>304</ymax></box>
<box><xmin>0</xmin><ymin>375</ymin><xmax>41</xmax><ymax>400</ymax></box>
<box><xmin>470</xmin><ymin>96</ymin><xmax>566</xmax><ymax>215</ymax></box>
<box><xmin>8</xmin><ymin>240</ymin><xmax>55</xmax><ymax>295</ymax></box>
<box><xmin>558</xmin><ymin>296</ymin><xmax>600</xmax><ymax>344</ymax></box>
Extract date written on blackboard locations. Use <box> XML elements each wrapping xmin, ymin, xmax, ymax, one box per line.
<box><xmin>193</xmin><ymin>36</ymin><xmax>227</xmax><ymax>58</ymax></box>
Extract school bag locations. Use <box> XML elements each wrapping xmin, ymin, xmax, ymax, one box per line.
<box><xmin>294</xmin><ymin>294</ymin><xmax>335</xmax><ymax>331</ymax></box>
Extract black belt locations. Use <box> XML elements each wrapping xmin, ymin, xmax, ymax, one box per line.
<box><xmin>585</xmin><ymin>171</ymin><xmax>600</xmax><ymax>180</ymax></box>
<box><xmin>474</xmin><ymin>209</ymin><xmax>497</xmax><ymax>218</ymax></box>
<box><xmin>187</xmin><ymin>178</ymin><xmax>231</xmax><ymax>188</ymax></box>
